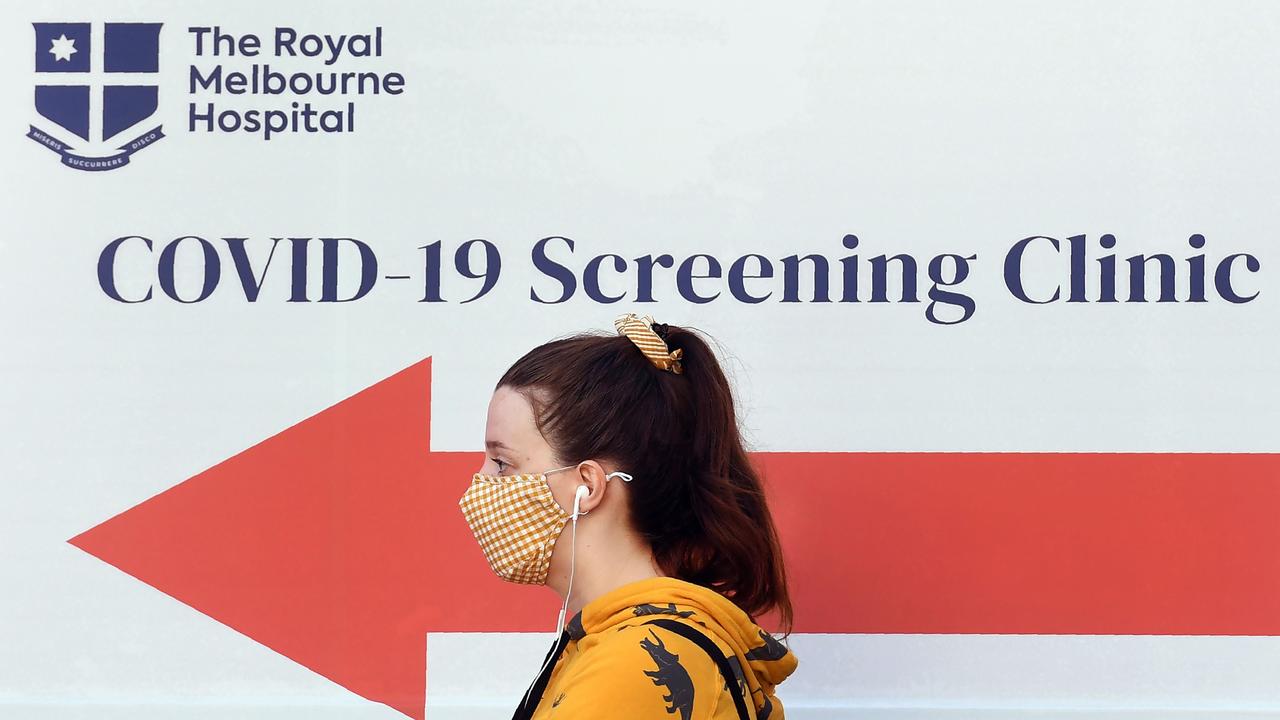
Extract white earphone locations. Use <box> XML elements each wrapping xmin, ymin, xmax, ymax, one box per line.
<box><xmin>539</xmin><ymin>484</ymin><xmax>590</xmax><ymax>687</ymax></box>
<box><xmin>526</xmin><ymin>469</ymin><xmax>633</xmax><ymax>707</ymax></box>
<box><xmin>573</xmin><ymin>471</ymin><xmax>630</xmax><ymax>518</ymax></box>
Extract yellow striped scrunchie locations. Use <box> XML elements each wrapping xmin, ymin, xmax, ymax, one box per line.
<box><xmin>614</xmin><ymin>312</ymin><xmax>684</xmax><ymax>374</ymax></box>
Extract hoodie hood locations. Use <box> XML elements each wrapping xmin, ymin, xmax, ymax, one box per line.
<box><xmin>563</xmin><ymin>575</ymin><xmax>798</xmax><ymax>717</ymax></box>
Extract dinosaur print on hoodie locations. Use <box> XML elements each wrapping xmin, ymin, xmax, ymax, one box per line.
<box><xmin>522</xmin><ymin>575</ymin><xmax>798</xmax><ymax>719</ymax></box>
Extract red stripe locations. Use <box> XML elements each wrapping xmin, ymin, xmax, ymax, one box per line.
<box><xmin>760</xmin><ymin>450</ymin><xmax>1280</xmax><ymax>635</ymax></box>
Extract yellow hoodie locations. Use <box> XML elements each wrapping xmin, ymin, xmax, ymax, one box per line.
<box><xmin>516</xmin><ymin>575</ymin><xmax>799</xmax><ymax>720</ymax></box>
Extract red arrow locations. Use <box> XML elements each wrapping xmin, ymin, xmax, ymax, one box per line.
<box><xmin>69</xmin><ymin>357</ymin><xmax>1280</xmax><ymax>719</ymax></box>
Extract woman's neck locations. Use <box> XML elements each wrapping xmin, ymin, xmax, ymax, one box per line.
<box><xmin>562</xmin><ymin>537</ymin><xmax>665</xmax><ymax>620</ymax></box>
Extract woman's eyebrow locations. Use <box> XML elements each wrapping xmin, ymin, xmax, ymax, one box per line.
<box><xmin>485</xmin><ymin>439</ymin><xmax>514</xmax><ymax>452</ymax></box>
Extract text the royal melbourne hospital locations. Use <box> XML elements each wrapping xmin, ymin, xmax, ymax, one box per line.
<box><xmin>187</xmin><ymin>26</ymin><xmax>406</xmax><ymax>140</ymax></box>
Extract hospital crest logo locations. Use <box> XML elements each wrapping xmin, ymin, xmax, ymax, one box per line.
<box><xmin>27</xmin><ymin>22</ymin><xmax>165</xmax><ymax>171</ymax></box>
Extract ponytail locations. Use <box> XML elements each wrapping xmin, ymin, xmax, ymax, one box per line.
<box><xmin>655</xmin><ymin>326</ymin><xmax>794</xmax><ymax>638</ymax></box>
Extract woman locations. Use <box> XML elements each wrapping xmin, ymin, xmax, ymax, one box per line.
<box><xmin>458</xmin><ymin>312</ymin><xmax>798</xmax><ymax>720</ymax></box>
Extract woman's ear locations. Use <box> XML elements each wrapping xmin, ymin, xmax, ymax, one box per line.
<box><xmin>571</xmin><ymin>460</ymin><xmax>612</xmax><ymax>514</ymax></box>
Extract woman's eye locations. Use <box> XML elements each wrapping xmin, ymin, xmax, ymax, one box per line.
<box><xmin>492</xmin><ymin>458</ymin><xmax>509</xmax><ymax>472</ymax></box>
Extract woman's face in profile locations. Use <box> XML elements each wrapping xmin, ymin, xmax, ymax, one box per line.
<box><xmin>481</xmin><ymin>385</ymin><xmax>586</xmax><ymax>591</ymax></box>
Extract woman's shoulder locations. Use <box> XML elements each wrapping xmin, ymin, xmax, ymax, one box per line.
<box><xmin>585</xmin><ymin>616</ymin><xmax>729</xmax><ymax>669</ymax></box>
<box><xmin>552</xmin><ymin>619</ymin><xmax>738</xmax><ymax>718</ymax></box>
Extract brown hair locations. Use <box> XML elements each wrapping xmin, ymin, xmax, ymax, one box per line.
<box><xmin>496</xmin><ymin>320</ymin><xmax>794</xmax><ymax>639</ymax></box>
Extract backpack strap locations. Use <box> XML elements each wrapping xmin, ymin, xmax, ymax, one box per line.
<box><xmin>641</xmin><ymin>617</ymin><xmax>753</xmax><ymax>720</ymax></box>
<box><xmin>509</xmin><ymin>628</ymin><xmax>570</xmax><ymax>720</ymax></box>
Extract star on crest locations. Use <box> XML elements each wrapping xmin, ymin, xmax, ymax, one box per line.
<box><xmin>49</xmin><ymin>34</ymin><xmax>77</xmax><ymax>62</ymax></box>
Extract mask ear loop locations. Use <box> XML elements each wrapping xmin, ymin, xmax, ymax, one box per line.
<box><xmin>575</xmin><ymin>471</ymin><xmax>632</xmax><ymax>517</ymax></box>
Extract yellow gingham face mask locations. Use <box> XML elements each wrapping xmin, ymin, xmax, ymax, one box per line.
<box><xmin>458</xmin><ymin>464</ymin><xmax>580</xmax><ymax>586</ymax></box>
<box><xmin>458</xmin><ymin>462</ymin><xmax>635</xmax><ymax>587</ymax></box>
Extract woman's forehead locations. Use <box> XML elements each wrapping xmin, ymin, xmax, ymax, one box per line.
<box><xmin>486</xmin><ymin>387</ymin><xmax>541</xmax><ymax>448</ymax></box>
